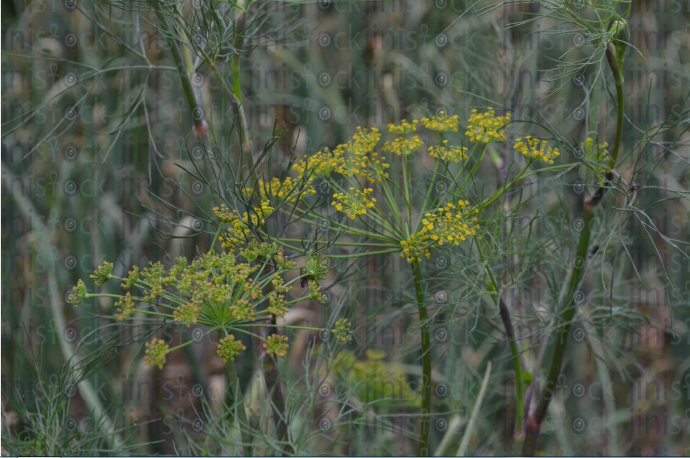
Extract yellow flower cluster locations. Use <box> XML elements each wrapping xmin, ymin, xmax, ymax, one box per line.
<box><xmin>421</xmin><ymin>111</ymin><xmax>460</xmax><ymax>132</ymax></box>
<box><xmin>332</xmin><ymin>188</ymin><xmax>377</xmax><ymax>220</ymax></box>
<box><xmin>217</xmin><ymin>335</ymin><xmax>246</xmax><ymax>363</ymax></box>
<box><xmin>292</xmin><ymin>147</ymin><xmax>344</xmax><ymax>188</ymax></box>
<box><xmin>265</xmin><ymin>334</ymin><xmax>289</xmax><ymax>358</ymax></box>
<box><xmin>231</xmin><ymin>298</ymin><xmax>256</xmax><ymax>322</ymax></box>
<box><xmin>292</xmin><ymin>128</ymin><xmax>388</xmax><ymax>185</ymax></box>
<box><xmin>67</xmin><ymin>279</ymin><xmax>87</xmax><ymax>307</ymax></box>
<box><xmin>265</xmin><ymin>176</ymin><xmax>300</xmax><ymax>201</ymax></box>
<box><xmin>515</xmin><ymin>137</ymin><xmax>560</xmax><ymax>164</ymax></box>
<box><xmin>144</xmin><ymin>337</ymin><xmax>169</xmax><ymax>370</ymax></box>
<box><xmin>465</xmin><ymin>109</ymin><xmax>510</xmax><ymax>143</ymax></box>
<box><xmin>581</xmin><ymin>137</ymin><xmax>611</xmax><ymax>175</ymax></box>
<box><xmin>383</xmin><ymin>135</ymin><xmax>423</xmax><ymax>157</ymax></box>
<box><xmin>400</xmin><ymin>200</ymin><xmax>479</xmax><ymax>263</ymax></box>
<box><xmin>215</xmin><ymin>201</ymin><xmax>273</xmax><ymax>252</ymax></box>
<box><xmin>429</xmin><ymin>140</ymin><xmax>468</xmax><ymax>163</ymax></box>
<box><xmin>387</xmin><ymin>119</ymin><xmax>418</xmax><ymax>135</ymax></box>
<box><xmin>268</xmin><ymin>294</ymin><xmax>290</xmax><ymax>318</ymax></box>
<box><xmin>114</xmin><ymin>292</ymin><xmax>135</xmax><ymax>322</ymax></box>
<box><xmin>90</xmin><ymin>261</ymin><xmax>113</xmax><ymax>286</ymax></box>
<box><xmin>173</xmin><ymin>302</ymin><xmax>202</xmax><ymax>327</ymax></box>
<box><xmin>334</xmin><ymin>318</ymin><xmax>353</xmax><ymax>343</ymax></box>
<box><xmin>339</xmin><ymin>128</ymin><xmax>389</xmax><ymax>182</ymax></box>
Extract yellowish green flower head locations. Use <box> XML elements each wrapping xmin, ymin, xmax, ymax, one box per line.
<box><xmin>215</xmin><ymin>201</ymin><xmax>273</xmax><ymax>252</ymax></box>
<box><xmin>334</xmin><ymin>318</ymin><xmax>353</xmax><ymax>343</ymax></box>
<box><xmin>515</xmin><ymin>136</ymin><xmax>560</xmax><ymax>164</ymax></box>
<box><xmin>241</xmin><ymin>241</ymin><xmax>280</xmax><ymax>263</ymax></box>
<box><xmin>144</xmin><ymin>337</ymin><xmax>169</xmax><ymax>370</ymax></box>
<box><xmin>67</xmin><ymin>279</ymin><xmax>87</xmax><ymax>307</ymax></box>
<box><xmin>307</xmin><ymin>280</ymin><xmax>329</xmax><ymax>303</ymax></box>
<box><xmin>173</xmin><ymin>302</ymin><xmax>201</xmax><ymax>327</ymax></box>
<box><xmin>429</xmin><ymin>140</ymin><xmax>468</xmax><ymax>163</ymax></box>
<box><xmin>387</xmin><ymin>119</ymin><xmax>418</xmax><ymax>135</ymax></box>
<box><xmin>217</xmin><ymin>335</ymin><xmax>246</xmax><ymax>363</ymax></box>
<box><xmin>383</xmin><ymin>135</ymin><xmax>423</xmax><ymax>157</ymax></box>
<box><xmin>421</xmin><ymin>111</ymin><xmax>460</xmax><ymax>133</ymax></box>
<box><xmin>90</xmin><ymin>261</ymin><xmax>113</xmax><ymax>286</ymax></box>
<box><xmin>400</xmin><ymin>200</ymin><xmax>479</xmax><ymax>263</ymax></box>
<box><xmin>114</xmin><ymin>292</ymin><xmax>135</xmax><ymax>321</ymax></box>
<box><xmin>332</xmin><ymin>187</ymin><xmax>377</xmax><ymax>220</ymax></box>
<box><xmin>121</xmin><ymin>266</ymin><xmax>139</xmax><ymax>290</ymax></box>
<box><xmin>268</xmin><ymin>293</ymin><xmax>290</xmax><ymax>318</ymax></box>
<box><xmin>302</xmin><ymin>250</ymin><xmax>329</xmax><ymax>282</ymax></box>
<box><xmin>265</xmin><ymin>334</ymin><xmax>289</xmax><ymax>358</ymax></box>
<box><xmin>465</xmin><ymin>108</ymin><xmax>510</xmax><ymax>143</ymax></box>
<box><xmin>293</xmin><ymin>147</ymin><xmax>344</xmax><ymax>188</ymax></box>
<box><xmin>581</xmin><ymin>137</ymin><xmax>611</xmax><ymax>175</ymax></box>
<box><xmin>216</xmin><ymin>334</ymin><xmax>247</xmax><ymax>363</ymax></box>
<box><xmin>331</xmin><ymin>349</ymin><xmax>421</xmax><ymax>407</ymax></box>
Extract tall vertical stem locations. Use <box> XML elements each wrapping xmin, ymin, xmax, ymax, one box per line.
<box><xmin>227</xmin><ymin>358</ymin><xmax>253</xmax><ymax>456</ymax></box>
<box><xmin>412</xmin><ymin>262</ymin><xmax>431</xmax><ymax>456</ymax></box>
<box><xmin>521</xmin><ymin>210</ymin><xmax>591</xmax><ymax>455</ymax></box>
<box><xmin>499</xmin><ymin>293</ymin><xmax>525</xmax><ymax>453</ymax></box>
<box><xmin>521</xmin><ymin>29</ymin><xmax>626</xmax><ymax>454</ymax></box>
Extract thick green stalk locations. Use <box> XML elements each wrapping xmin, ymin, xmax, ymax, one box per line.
<box><xmin>498</xmin><ymin>291</ymin><xmax>524</xmax><ymax>453</ymax></box>
<box><xmin>605</xmin><ymin>38</ymin><xmax>626</xmax><ymax>173</ymax></box>
<box><xmin>152</xmin><ymin>0</ymin><xmax>206</xmax><ymax>136</ymax></box>
<box><xmin>521</xmin><ymin>29</ymin><xmax>627</xmax><ymax>453</ymax></box>
<box><xmin>230</xmin><ymin>11</ymin><xmax>254</xmax><ymax>163</ymax></box>
<box><xmin>226</xmin><ymin>357</ymin><xmax>253</xmax><ymax>456</ymax></box>
<box><xmin>412</xmin><ymin>262</ymin><xmax>432</xmax><ymax>456</ymax></box>
<box><xmin>521</xmin><ymin>209</ymin><xmax>591</xmax><ymax>455</ymax></box>
<box><xmin>484</xmin><ymin>259</ymin><xmax>524</xmax><ymax>454</ymax></box>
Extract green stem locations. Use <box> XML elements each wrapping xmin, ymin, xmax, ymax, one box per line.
<box><xmin>152</xmin><ymin>0</ymin><xmax>206</xmax><ymax>135</ymax></box>
<box><xmin>328</xmin><ymin>248</ymin><xmax>400</xmax><ymax>259</ymax></box>
<box><xmin>521</xmin><ymin>210</ymin><xmax>592</xmax><ymax>455</ymax></box>
<box><xmin>415</xmin><ymin>158</ymin><xmax>443</xmax><ymax>235</ymax></box>
<box><xmin>480</xmin><ymin>158</ymin><xmax>534</xmax><ymax>208</ymax></box>
<box><xmin>226</xmin><ymin>356</ymin><xmax>253</xmax><ymax>456</ymax></box>
<box><xmin>484</xmin><ymin>267</ymin><xmax>524</xmax><ymax>454</ymax></box>
<box><xmin>229</xmin><ymin>8</ymin><xmax>254</xmax><ymax>164</ymax></box>
<box><xmin>605</xmin><ymin>42</ymin><xmax>625</xmax><ymax>173</ymax></box>
<box><xmin>402</xmin><ymin>154</ymin><xmax>412</xmax><ymax>230</ymax></box>
<box><xmin>412</xmin><ymin>262</ymin><xmax>431</xmax><ymax>456</ymax></box>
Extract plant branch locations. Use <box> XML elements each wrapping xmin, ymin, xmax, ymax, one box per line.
<box><xmin>412</xmin><ymin>262</ymin><xmax>432</xmax><ymax>456</ymax></box>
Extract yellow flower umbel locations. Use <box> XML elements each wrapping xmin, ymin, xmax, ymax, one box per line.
<box><xmin>67</xmin><ymin>279</ymin><xmax>87</xmax><ymax>307</ymax></box>
<box><xmin>268</xmin><ymin>294</ymin><xmax>290</xmax><ymax>318</ymax></box>
<box><xmin>293</xmin><ymin>147</ymin><xmax>344</xmax><ymax>188</ymax></box>
<box><xmin>581</xmin><ymin>137</ymin><xmax>611</xmax><ymax>175</ymax></box>
<box><xmin>114</xmin><ymin>292</ymin><xmax>135</xmax><ymax>321</ymax></box>
<box><xmin>90</xmin><ymin>261</ymin><xmax>113</xmax><ymax>286</ymax></box>
<box><xmin>173</xmin><ymin>302</ymin><xmax>202</xmax><ymax>327</ymax></box>
<box><xmin>265</xmin><ymin>334</ymin><xmax>289</xmax><ymax>358</ymax></box>
<box><xmin>429</xmin><ymin>140</ymin><xmax>468</xmax><ymax>163</ymax></box>
<box><xmin>515</xmin><ymin>136</ymin><xmax>560</xmax><ymax>164</ymax></box>
<box><xmin>465</xmin><ymin>108</ymin><xmax>510</xmax><ymax>143</ymax></box>
<box><xmin>144</xmin><ymin>338</ymin><xmax>170</xmax><ymax>370</ymax></box>
<box><xmin>332</xmin><ymin>188</ymin><xmax>377</xmax><ymax>219</ymax></box>
<box><xmin>66</xmin><ymin>232</ymin><xmax>344</xmax><ymax>379</ymax></box>
<box><xmin>216</xmin><ymin>201</ymin><xmax>273</xmax><ymax>252</ymax></box>
<box><xmin>217</xmin><ymin>335</ymin><xmax>246</xmax><ymax>363</ymax></box>
<box><xmin>383</xmin><ymin>135</ymin><xmax>423</xmax><ymax>157</ymax></box>
<box><xmin>387</xmin><ymin>119</ymin><xmax>418</xmax><ymax>135</ymax></box>
<box><xmin>334</xmin><ymin>318</ymin><xmax>353</xmax><ymax>343</ymax></box>
<box><xmin>421</xmin><ymin>111</ymin><xmax>460</xmax><ymax>132</ymax></box>
<box><xmin>400</xmin><ymin>200</ymin><xmax>480</xmax><ymax>263</ymax></box>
